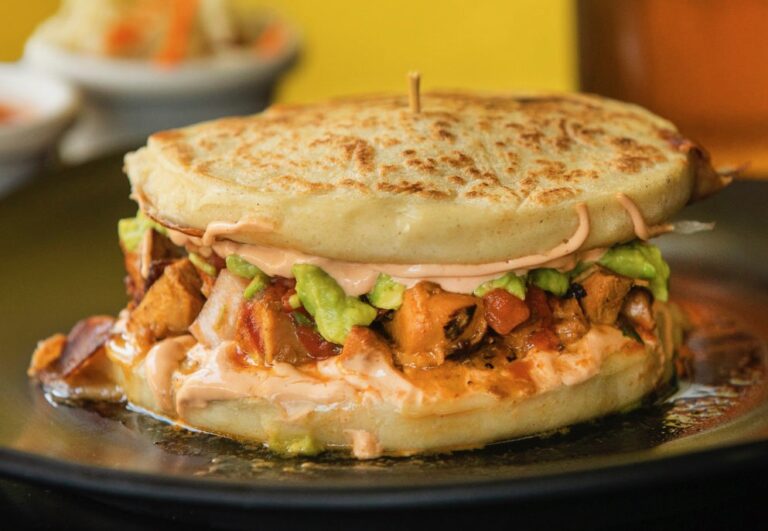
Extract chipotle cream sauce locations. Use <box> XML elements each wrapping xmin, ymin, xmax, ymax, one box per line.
<box><xmin>345</xmin><ymin>430</ymin><xmax>383</xmax><ymax>459</ymax></box>
<box><xmin>166</xmin><ymin>196</ymin><xmax>666</xmax><ymax>296</ymax></box>
<box><xmin>137</xmin><ymin>323</ymin><xmax>653</xmax><ymax>423</ymax></box>
<box><xmin>168</xmin><ymin>203</ymin><xmax>595</xmax><ymax>295</ymax></box>
<box><xmin>201</xmin><ymin>217</ymin><xmax>278</xmax><ymax>247</ymax></box>
<box><xmin>616</xmin><ymin>192</ymin><xmax>674</xmax><ymax>241</ymax></box>
<box><xmin>144</xmin><ymin>335</ymin><xmax>196</xmax><ymax>412</ymax></box>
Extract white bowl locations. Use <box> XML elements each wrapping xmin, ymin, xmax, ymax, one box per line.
<box><xmin>0</xmin><ymin>64</ymin><xmax>80</xmax><ymax>195</ymax></box>
<box><xmin>23</xmin><ymin>29</ymin><xmax>299</xmax><ymax>163</ymax></box>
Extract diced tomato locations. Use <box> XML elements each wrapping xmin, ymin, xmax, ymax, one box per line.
<box><xmin>525</xmin><ymin>286</ymin><xmax>553</xmax><ymax>326</ymax></box>
<box><xmin>266</xmin><ymin>280</ymin><xmax>309</xmax><ymax>319</ymax></box>
<box><xmin>295</xmin><ymin>325</ymin><xmax>340</xmax><ymax>360</ymax></box>
<box><xmin>261</xmin><ymin>278</ymin><xmax>293</xmax><ymax>303</ymax></box>
<box><xmin>483</xmin><ymin>289</ymin><xmax>530</xmax><ymax>335</ymax></box>
<box><xmin>208</xmin><ymin>253</ymin><xmax>226</xmax><ymax>270</ymax></box>
<box><xmin>272</xmin><ymin>277</ymin><xmax>296</xmax><ymax>292</ymax></box>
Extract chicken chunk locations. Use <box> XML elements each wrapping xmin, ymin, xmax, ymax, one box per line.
<box><xmin>550</xmin><ymin>297</ymin><xmax>589</xmax><ymax>344</ymax></box>
<box><xmin>502</xmin><ymin>287</ymin><xmax>560</xmax><ymax>355</ymax></box>
<box><xmin>123</xmin><ymin>230</ymin><xmax>183</xmax><ymax>303</ymax></box>
<box><xmin>579</xmin><ymin>267</ymin><xmax>633</xmax><ymax>325</ymax></box>
<box><xmin>129</xmin><ymin>258</ymin><xmax>204</xmax><ymax>340</ymax></box>
<box><xmin>386</xmin><ymin>282</ymin><xmax>487</xmax><ymax>368</ymax></box>
<box><xmin>235</xmin><ymin>282</ymin><xmax>336</xmax><ymax>365</ymax></box>
<box><xmin>28</xmin><ymin>334</ymin><xmax>67</xmax><ymax>378</ymax></box>
<box><xmin>621</xmin><ymin>287</ymin><xmax>656</xmax><ymax>332</ymax></box>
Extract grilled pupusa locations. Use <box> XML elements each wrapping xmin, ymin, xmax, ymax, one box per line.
<box><xmin>30</xmin><ymin>91</ymin><xmax>728</xmax><ymax>458</ymax></box>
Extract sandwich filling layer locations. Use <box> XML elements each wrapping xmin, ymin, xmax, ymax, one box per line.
<box><xmin>30</xmin><ymin>202</ymin><xmax>682</xmax><ymax>457</ymax></box>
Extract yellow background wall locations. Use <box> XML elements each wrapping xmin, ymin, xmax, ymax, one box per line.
<box><xmin>0</xmin><ymin>0</ymin><xmax>577</xmax><ymax>102</ymax></box>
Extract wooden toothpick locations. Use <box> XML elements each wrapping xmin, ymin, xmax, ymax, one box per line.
<box><xmin>408</xmin><ymin>71</ymin><xmax>421</xmax><ymax>113</ymax></box>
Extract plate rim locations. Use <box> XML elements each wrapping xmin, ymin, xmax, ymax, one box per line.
<box><xmin>3</xmin><ymin>165</ymin><xmax>768</xmax><ymax>510</ymax></box>
<box><xmin>2</xmin><ymin>439</ymin><xmax>768</xmax><ymax>509</ymax></box>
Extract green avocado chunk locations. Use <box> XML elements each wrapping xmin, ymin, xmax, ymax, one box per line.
<box><xmin>226</xmin><ymin>254</ymin><xmax>270</xmax><ymax>299</ymax></box>
<box><xmin>243</xmin><ymin>275</ymin><xmax>269</xmax><ymax>299</ymax></box>
<box><xmin>474</xmin><ymin>272</ymin><xmax>527</xmax><ymax>299</ymax></box>
<box><xmin>367</xmin><ymin>274</ymin><xmax>406</xmax><ymax>310</ymax></box>
<box><xmin>188</xmin><ymin>252</ymin><xmax>217</xmax><ymax>277</ymax></box>
<box><xmin>292</xmin><ymin>264</ymin><xmax>377</xmax><ymax>344</ymax></box>
<box><xmin>598</xmin><ymin>241</ymin><xmax>670</xmax><ymax>301</ymax></box>
<box><xmin>226</xmin><ymin>254</ymin><xmax>262</xmax><ymax>279</ymax></box>
<box><xmin>530</xmin><ymin>268</ymin><xmax>570</xmax><ymax>297</ymax></box>
<box><xmin>117</xmin><ymin>211</ymin><xmax>167</xmax><ymax>252</ymax></box>
<box><xmin>267</xmin><ymin>434</ymin><xmax>322</xmax><ymax>457</ymax></box>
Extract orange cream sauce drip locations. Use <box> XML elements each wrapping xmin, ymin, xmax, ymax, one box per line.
<box><xmin>124</xmin><ymin>321</ymin><xmax>656</xmax><ymax>423</ymax></box>
<box><xmin>172</xmin><ymin>340</ymin><xmax>419</xmax><ymax>421</ymax></box>
<box><xmin>616</xmin><ymin>193</ymin><xmax>674</xmax><ymax>241</ymax></box>
<box><xmin>167</xmin><ymin>203</ymin><xmax>595</xmax><ymax>296</ymax></box>
<box><xmin>201</xmin><ymin>217</ymin><xmax>277</xmax><ymax>247</ymax></box>
<box><xmin>344</xmin><ymin>430</ymin><xmax>383</xmax><ymax>460</ymax></box>
<box><xmin>144</xmin><ymin>335</ymin><xmax>196</xmax><ymax>412</ymax></box>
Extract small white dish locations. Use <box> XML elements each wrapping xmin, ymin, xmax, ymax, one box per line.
<box><xmin>23</xmin><ymin>28</ymin><xmax>299</xmax><ymax>163</ymax></box>
<box><xmin>0</xmin><ymin>64</ymin><xmax>80</xmax><ymax>196</ymax></box>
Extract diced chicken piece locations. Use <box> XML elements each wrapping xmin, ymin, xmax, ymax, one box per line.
<box><xmin>129</xmin><ymin>258</ymin><xmax>204</xmax><ymax>340</ymax></box>
<box><xmin>503</xmin><ymin>321</ymin><xmax>560</xmax><ymax>355</ymax></box>
<box><xmin>550</xmin><ymin>297</ymin><xmax>589</xmax><ymax>344</ymax></box>
<box><xmin>139</xmin><ymin>228</ymin><xmax>183</xmax><ymax>276</ymax></box>
<box><xmin>28</xmin><ymin>334</ymin><xmax>67</xmax><ymax>378</ymax></box>
<box><xmin>123</xmin><ymin>251</ymin><xmax>141</xmax><ymax>302</ymax></box>
<box><xmin>236</xmin><ymin>282</ymin><xmax>337</xmax><ymax>365</ymax></box>
<box><xmin>579</xmin><ymin>267</ymin><xmax>633</xmax><ymax>325</ymax></box>
<box><xmin>503</xmin><ymin>324</ymin><xmax>561</xmax><ymax>356</ymax></box>
<box><xmin>502</xmin><ymin>287</ymin><xmax>560</xmax><ymax>356</ymax></box>
<box><xmin>236</xmin><ymin>290</ymin><xmax>316</xmax><ymax>366</ymax></box>
<box><xmin>483</xmin><ymin>289</ymin><xmax>530</xmax><ymax>335</ymax></box>
<box><xmin>340</xmin><ymin>326</ymin><xmax>394</xmax><ymax>362</ymax></box>
<box><xmin>190</xmin><ymin>270</ymin><xmax>247</xmax><ymax>347</ymax></box>
<box><xmin>386</xmin><ymin>282</ymin><xmax>487</xmax><ymax>368</ymax></box>
<box><xmin>621</xmin><ymin>287</ymin><xmax>656</xmax><ymax>332</ymax></box>
<box><xmin>123</xmin><ymin>230</ymin><xmax>183</xmax><ymax>303</ymax></box>
<box><xmin>28</xmin><ymin>316</ymin><xmax>115</xmax><ymax>382</ymax></box>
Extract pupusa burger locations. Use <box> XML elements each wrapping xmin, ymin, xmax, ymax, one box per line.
<box><xmin>29</xmin><ymin>87</ymin><xmax>729</xmax><ymax>458</ymax></box>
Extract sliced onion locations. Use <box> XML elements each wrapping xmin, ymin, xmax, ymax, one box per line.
<box><xmin>189</xmin><ymin>270</ymin><xmax>247</xmax><ymax>347</ymax></box>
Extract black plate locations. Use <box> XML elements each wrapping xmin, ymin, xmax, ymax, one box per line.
<box><xmin>1</xmin><ymin>157</ymin><xmax>767</xmax><ymax>519</ymax></box>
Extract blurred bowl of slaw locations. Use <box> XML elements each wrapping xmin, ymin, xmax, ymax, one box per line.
<box><xmin>23</xmin><ymin>0</ymin><xmax>299</xmax><ymax>163</ymax></box>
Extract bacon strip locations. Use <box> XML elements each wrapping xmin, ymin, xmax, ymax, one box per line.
<box><xmin>30</xmin><ymin>316</ymin><xmax>115</xmax><ymax>383</ymax></box>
